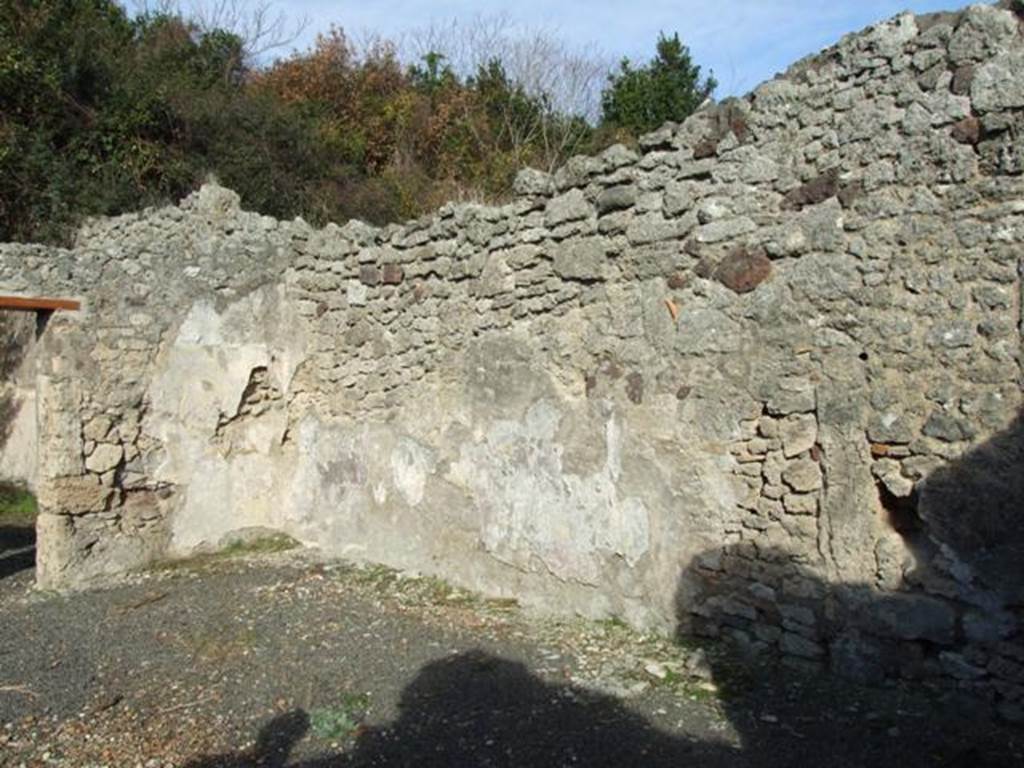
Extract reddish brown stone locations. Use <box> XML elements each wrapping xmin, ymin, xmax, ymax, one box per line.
<box><xmin>713</xmin><ymin>246</ymin><xmax>772</xmax><ymax>294</ymax></box>
<box><xmin>951</xmin><ymin>116</ymin><xmax>982</xmax><ymax>146</ymax></box>
<box><xmin>626</xmin><ymin>372</ymin><xmax>644</xmax><ymax>405</ymax></box>
<box><xmin>695</xmin><ymin>257</ymin><xmax>717</xmax><ymax>279</ymax></box>
<box><xmin>599</xmin><ymin>359</ymin><xmax>624</xmax><ymax>379</ymax></box>
<box><xmin>693</xmin><ymin>139</ymin><xmax>719</xmax><ymax>160</ymax></box>
<box><xmin>782</xmin><ymin>168</ymin><xmax>840</xmax><ymax>210</ymax></box>
<box><xmin>837</xmin><ymin>179</ymin><xmax>865</xmax><ymax>209</ymax></box>
<box><xmin>951</xmin><ymin>64</ymin><xmax>975</xmax><ymax>96</ymax></box>
<box><xmin>728</xmin><ymin>112</ymin><xmax>751</xmax><ymax>144</ymax></box>
<box><xmin>667</xmin><ymin>271</ymin><xmax>689</xmax><ymax>290</ymax></box>
<box><xmin>359</xmin><ymin>265</ymin><xmax>380</xmax><ymax>286</ymax></box>
<box><xmin>382</xmin><ymin>264</ymin><xmax>404</xmax><ymax>285</ymax></box>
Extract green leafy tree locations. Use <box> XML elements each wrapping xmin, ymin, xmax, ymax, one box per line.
<box><xmin>600</xmin><ymin>32</ymin><xmax>716</xmax><ymax>135</ymax></box>
<box><xmin>0</xmin><ymin>3</ymin><xmax>609</xmax><ymax>243</ymax></box>
<box><xmin>0</xmin><ymin>0</ymin><xmax>140</xmax><ymax>240</ymax></box>
<box><xmin>0</xmin><ymin>0</ymin><xmax>323</xmax><ymax>241</ymax></box>
<box><xmin>409</xmin><ymin>51</ymin><xmax>456</xmax><ymax>93</ymax></box>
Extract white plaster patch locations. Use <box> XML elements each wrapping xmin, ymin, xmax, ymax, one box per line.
<box><xmin>0</xmin><ymin>387</ymin><xmax>38</xmax><ymax>489</ymax></box>
<box><xmin>176</xmin><ymin>301</ymin><xmax>226</xmax><ymax>346</ymax></box>
<box><xmin>145</xmin><ymin>288</ymin><xmax>308</xmax><ymax>554</ymax></box>
<box><xmin>390</xmin><ymin>438</ymin><xmax>434</xmax><ymax>507</ymax></box>
<box><xmin>601</xmin><ymin>497</ymin><xmax>651</xmax><ymax>568</ymax></box>
<box><xmin>452</xmin><ymin>399</ymin><xmax>651</xmax><ymax>585</ymax></box>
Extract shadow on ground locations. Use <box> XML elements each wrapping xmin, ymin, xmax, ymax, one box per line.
<box><xmin>185</xmin><ymin>651</ymin><xmax>735</xmax><ymax>768</ymax></box>
<box><xmin>183</xmin><ymin>644</ymin><xmax>1012</xmax><ymax>768</ymax></box>
<box><xmin>0</xmin><ymin>523</ymin><xmax>35</xmax><ymax>581</ymax></box>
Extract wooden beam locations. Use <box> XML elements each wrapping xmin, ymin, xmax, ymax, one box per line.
<box><xmin>0</xmin><ymin>295</ymin><xmax>81</xmax><ymax>312</ymax></box>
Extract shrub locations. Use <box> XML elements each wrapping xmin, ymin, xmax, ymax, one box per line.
<box><xmin>601</xmin><ymin>32</ymin><xmax>716</xmax><ymax>135</ymax></box>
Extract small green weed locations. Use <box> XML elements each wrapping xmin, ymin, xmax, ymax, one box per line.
<box><xmin>353</xmin><ymin>563</ymin><xmax>399</xmax><ymax>586</ymax></box>
<box><xmin>598</xmin><ymin>616</ymin><xmax>630</xmax><ymax>632</ymax></box>
<box><xmin>421</xmin><ymin>575</ymin><xmax>477</xmax><ymax>606</ymax></box>
<box><xmin>0</xmin><ymin>484</ymin><xmax>37</xmax><ymax>525</ymax></box>
<box><xmin>656</xmin><ymin>667</ymin><xmax>685</xmax><ymax>687</ymax></box>
<box><xmin>352</xmin><ymin>565</ymin><xmax>482</xmax><ymax>608</ymax></box>
<box><xmin>310</xmin><ymin>693</ymin><xmax>371</xmax><ymax>741</ymax></box>
<box><xmin>484</xmin><ymin>596</ymin><xmax>520</xmax><ymax>613</ymax></box>
<box><xmin>216</xmin><ymin>533</ymin><xmax>299</xmax><ymax>557</ymax></box>
<box><xmin>151</xmin><ymin>533</ymin><xmax>299</xmax><ymax>573</ymax></box>
<box><xmin>681</xmin><ymin>680</ymin><xmax>721</xmax><ymax>703</ymax></box>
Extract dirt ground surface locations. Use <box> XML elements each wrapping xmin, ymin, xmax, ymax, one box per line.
<box><xmin>1</xmin><ymin>523</ymin><xmax>1021</xmax><ymax>768</ymax></box>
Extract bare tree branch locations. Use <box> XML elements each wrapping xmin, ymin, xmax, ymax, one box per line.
<box><xmin>400</xmin><ymin>14</ymin><xmax>611</xmax><ymax>122</ymax></box>
<box><xmin>130</xmin><ymin>0</ymin><xmax>308</xmax><ymax>63</ymax></box>
<box><xmin>400</xmin><ymin>14</ymin><xmax>612</xmax><ymax>173</ymax></box>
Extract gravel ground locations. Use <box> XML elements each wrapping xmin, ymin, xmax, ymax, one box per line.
<box><xmin>0</xmin><ymin>524</ymin><xmax>1020</xmax><ymax>767</ymax></box>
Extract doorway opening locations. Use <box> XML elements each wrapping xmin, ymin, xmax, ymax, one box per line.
<box><xmin>0</xmin><ymin>296</ymin><xmax>80</xmax><ymax>583</ymax></box>
<box><xmin>0</xmin><ymin>482</ymin><xmax>36</xmax><ymax>580</ymax></box>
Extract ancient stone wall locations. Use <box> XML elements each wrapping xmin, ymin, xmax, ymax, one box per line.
<box><xmin>1</xmin><ymin>3</ymin><xmax>1022</xmax><ymax>718</ymax></box>
<box><xmin>0</xmin><ymin>199</ymin><xmax>298</xmax><ymax>585</ymax></box>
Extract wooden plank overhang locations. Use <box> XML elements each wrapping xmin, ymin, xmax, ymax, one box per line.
<box><xmin>0</xmin><ymin>295</ymin><xmax>81</xmax><ymax>312</ymax></box>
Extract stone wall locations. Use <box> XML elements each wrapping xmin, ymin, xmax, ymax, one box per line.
<box><xmin>1</xmin><ymin>3</ymin><xmax>1022</xmax><ymax>718</ymax></box>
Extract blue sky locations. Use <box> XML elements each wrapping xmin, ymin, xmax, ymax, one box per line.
<box><xmin>270</xmin><ymin>1</ymin><xmax>959</xmax><ymax>96</ymax></box>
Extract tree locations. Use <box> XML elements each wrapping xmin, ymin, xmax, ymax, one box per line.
<box><xmin>409</xmin><ymin>51</ymin><xmax>456</xmax><ymax>93</ymax></box>
<box><xmin>600</xmin><ymin>32</ymin><xmax>716</xmax><ymax>135</ymax></box>
<box><xmin>131</xmin><ymin>0</ymin><xmax>308</xmax><ymax>64</ymax></box>
<box><xmin>402</xmin><ymin>14</ymin><xmax>608</xmax><ymax>172</ymax></box>
<box><xmin>0</xmin><ymin>3</ymin><xmax>628</xmax><ymax>243</ymax></box>
<box><xmin>0</xmin><ymin>0</ymin><xmax>322</xmax><ymax>242</ymax></box>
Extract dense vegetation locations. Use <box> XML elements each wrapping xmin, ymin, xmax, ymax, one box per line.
<box><xmin>0</xmin><ymin>0</ymin><xmax>715</xmax><ymax>243</ymax></box>
<box><xmin>602</xmin><ymin>33</ymin><xmax>717</xmax><ymax>135</ymax></box>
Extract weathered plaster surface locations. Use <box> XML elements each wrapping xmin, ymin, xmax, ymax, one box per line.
<box><xmin>0</xmin><ymin>313</ymin><xmax>39</xmax><ymax>489</ymax></box>
<box><xmin>143</xmin><ymin>285</ymin><xmax>307</xmax><ymax>552</ymax></box>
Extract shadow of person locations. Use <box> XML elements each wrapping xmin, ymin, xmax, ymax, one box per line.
<box><xmin>329</xmin><ymin>651</ymin><xmax>731</xmax><ymax>768</ymax></box>
<box><xmin>676</xmin><ymin>538</ymin><xmax>1020</xmax><ymax>767</ymax></box>
<box><xmin>185</xmin><ymin>651</ymin><xmax>737</xmax><ymax>768</ymax></box>
<box><xmin>182</xmin><ymin>710</ymin><xmax>310</xmax><ymax>768</ymax></box>
<box><xmin>182</xmin><ymin>634</ymin><xmax>1019</xmax><ymax>768</ymax></box>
